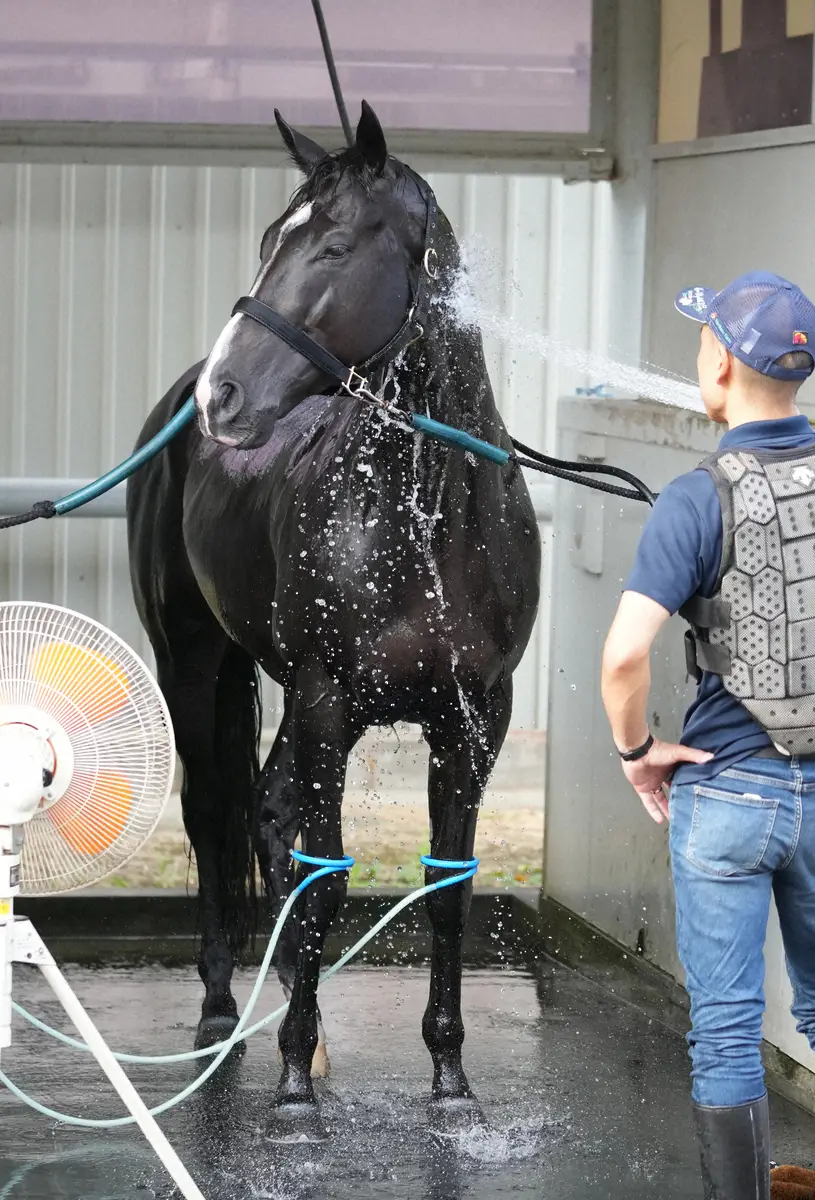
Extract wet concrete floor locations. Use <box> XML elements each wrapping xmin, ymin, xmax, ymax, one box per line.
<box><xmin>2</xmin><ymin>958</ymin><xmax>815</xmax><ymax>1198</ymax></box>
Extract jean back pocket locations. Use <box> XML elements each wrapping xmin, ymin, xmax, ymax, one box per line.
<box><xmin>686</xmin><ymin>786</ymin><xmax>779</xmax><ymax>877</ymax></box>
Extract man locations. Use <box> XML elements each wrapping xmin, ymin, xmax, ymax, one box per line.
<box><xmin>602</xmin><ymin>271</ymin><xmax>815</xmax><ymax>1200</ymax></box>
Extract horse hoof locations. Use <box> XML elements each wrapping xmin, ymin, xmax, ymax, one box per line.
<box><xmin>265</xmin><ymin>1102</ymin><xmax>330</xmax><ymax>1145</ymax></box>
<box><xmin>427</xmin><ymin>1095</ymin><xmax>485</xmax><ymax>1140</ymax></box>
<box><xmin>195</xmin><ymin>1014</ymin><xmax>246</xmax><ymax>1058</ymax></box>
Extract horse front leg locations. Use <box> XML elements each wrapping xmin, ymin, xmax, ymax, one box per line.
<box><xmin>421</xmin><ymin>679</ymin><xmax>512</xmax><ymax>1107</ymax></box>
<box><xmin>270</xmin><ymin>665</ymin><xmax>361</xmax><ymax>1128</ymax></box>
<box><xmin>254</xmin><ymin>689</ymin><xmax>330</xmax><ymax>1078</ymax></box>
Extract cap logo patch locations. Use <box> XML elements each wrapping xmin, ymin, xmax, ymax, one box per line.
<box><xmin>678</xmin><ymin>287</ymin><xmax>708</xmax><ymax>314</ymax></box>
<box><xmin>793</xmin><ymin>466</ymin><xmax>815</xmax><ymax>488</ymax></box>
<box><xmin>794</xmin><ymin>331</ymin><xmax>809</xmax><ymax>344</ymax></box>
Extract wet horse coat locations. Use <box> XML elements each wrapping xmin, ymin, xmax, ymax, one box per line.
<box><xmin>127</xmin><ymin>103</ymin><xmax>540</xmax><ymax>1126</ymax></box>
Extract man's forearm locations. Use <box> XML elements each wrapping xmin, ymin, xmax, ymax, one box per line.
<box><xmin>601</xmin><ymin>594</ymin><xmax>709</xmax><ymax>820</ymax></box>
<box><xmin>601</xmin><ymin>651</ymin><xmax>651</xmax><ymax>752</ymax></box>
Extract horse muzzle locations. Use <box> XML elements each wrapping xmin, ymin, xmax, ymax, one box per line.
<box><xmin>194</xmin><ymin>377</ymin><xmax>266</xmax><ymax>448</ymax></box>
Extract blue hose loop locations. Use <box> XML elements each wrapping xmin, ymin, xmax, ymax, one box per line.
<box><xmin>291</xmin><ymin>850</ymin><xmax>355</xmax><ymax>871</ymax></box>
<box><xmin>420</xmin><ymin>854</ymin><xmax>479</xmax><ymax>888</ymax></box>
<box><xmin>288</xmin><ymin>850</ymin><xmax>355</xmax><ymax>897</ymax></box>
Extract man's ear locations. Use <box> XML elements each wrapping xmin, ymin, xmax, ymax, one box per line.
<box><xmin>716</xmin><ymin>343</ymin><xmax>734</xmax><ymax>385</ymax></box>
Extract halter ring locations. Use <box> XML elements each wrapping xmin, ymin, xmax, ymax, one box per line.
<box><xmin>343</xmin><ymin>366</ymin><xmax>371</xmax><ymax>397</ymax></box>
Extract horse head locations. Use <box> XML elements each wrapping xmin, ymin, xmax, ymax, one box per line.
<box><xmin>194</xmin><ymin>101</ymin><xmax>437</xmax><ymax>448</ymax></box>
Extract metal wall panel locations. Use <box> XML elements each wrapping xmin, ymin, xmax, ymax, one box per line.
<box><xmin>0</xmin><ymin>162</ymin><xmax>613</xmax><ymax>730</ymax></box>
<box><xmin>645</xmin><ymin>142</ymin><xmax>815</xmax><ymax>416</ymax></box>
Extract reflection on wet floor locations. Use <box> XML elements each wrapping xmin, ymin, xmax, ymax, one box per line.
<box><xmin>2</xmin><ymin>961</ymin><xmax>814</xmax><ymax>1198</ymax></box>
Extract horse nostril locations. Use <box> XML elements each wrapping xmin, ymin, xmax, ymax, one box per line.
<box><xmin>214</xmin><ymin>380</ymin><xmax>245</xmax><ymax>423</ymax></box>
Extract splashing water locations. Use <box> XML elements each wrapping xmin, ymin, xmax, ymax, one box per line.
<box><xmin>446</xmin><ymin>236</ymin><xmax>705</xmax><ymax>414</ymax></box>
<box><xmin>407</xmin><ymin>444</ymin><xmax>491</xmax><ymax>749</ymax></box>
<box><xmin>454</xmin><ymin>1117</ymin><xmax>550</xmax><ymax>1163</ymax></box>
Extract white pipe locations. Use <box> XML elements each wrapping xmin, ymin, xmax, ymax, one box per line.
<box><xmin>37</xmin><ymin>952</ymin><xmax>205</xmax><ymax>1200</ymax></box>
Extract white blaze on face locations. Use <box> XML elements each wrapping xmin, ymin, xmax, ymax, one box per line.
<box><xmin>195</xmin><ymin>315</ymin><xmax>242</xmax><ymax>435</ymax></box>
<box><xmin>194</xmin><ymin>202</ymin><xmax>314</xmax><ymax>433</ymax></box>
<box><xmin>266</xmin><ymin>202</ymin><xmax>313</xmax><ymax>272</ymax></box>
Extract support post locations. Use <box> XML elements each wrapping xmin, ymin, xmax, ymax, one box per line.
<box><xmin>5</xmin><ymin>913</ymin><xmax>206</xmax><ymax>1200</ymax></box>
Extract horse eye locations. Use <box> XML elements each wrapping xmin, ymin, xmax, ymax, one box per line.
<box><xmin>322</xmin><ymin>245</ymin><xmax>350</xmax><ymax>259</ymax></box>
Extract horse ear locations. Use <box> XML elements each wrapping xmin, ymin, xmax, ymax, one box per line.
<box><xmin>274</xmin><ymin>109</ymin><xmax>328</xmax><ymax>174</ymax></box>
<box><xmin>355</xmin><ymin>101</ymin><xmax>387</xmax><ymax>175</ymax></box>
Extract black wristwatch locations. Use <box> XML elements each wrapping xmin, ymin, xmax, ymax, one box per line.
<box><xmin>617</xmin><ymin>733</ymin><xmax>654</xmax><ymax>762</ymax></box>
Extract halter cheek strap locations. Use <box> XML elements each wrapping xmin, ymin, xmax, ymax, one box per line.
<box><xmin>231</xmin><ymin>297</ymin><xmax>357</xmax><ymax>389</ymax></box>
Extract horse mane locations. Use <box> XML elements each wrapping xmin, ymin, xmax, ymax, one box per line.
<box><xmin>287</xmin><ymin>149</ymin><xmax>415</xmax><ymax>213</ymax></box>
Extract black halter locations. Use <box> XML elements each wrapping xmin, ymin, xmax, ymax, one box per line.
<box><xmin>231</xmin><ymin>167</ymin><xmax>439</xmax><ymax>407</ymax></box>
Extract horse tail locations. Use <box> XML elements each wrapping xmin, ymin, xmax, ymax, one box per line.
<box><xmin>213</xmin><ymin>641</ymin><xmax>262</xmax><ymax>958</ymax></box>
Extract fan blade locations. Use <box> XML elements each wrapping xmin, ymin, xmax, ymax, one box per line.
<box><xmin>48</xmin><ymin>770</ymin><xmax>133</xmax><ymax>855</ymax></box>
<box><xmin>29</xmin><ymin>641</ymin><xmax>130</xmax><ymax>725</ymax></box>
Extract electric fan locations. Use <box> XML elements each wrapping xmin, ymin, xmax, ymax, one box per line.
<box><xmin>0</xmin><ymin>601</ymin><xmax>204</xmax><ymax>1200</ymax></box>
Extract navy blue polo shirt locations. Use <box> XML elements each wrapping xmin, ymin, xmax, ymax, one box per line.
<box><xmin>624</xmin><ymin>415</ymin><xmax>815</xmax><ymax>784</ymax></box>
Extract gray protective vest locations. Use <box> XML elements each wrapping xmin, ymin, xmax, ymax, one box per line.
<box><xmin>681</xmin><ymin>445</ymin><xmax>815</xmax><ymax>756</ymax></box>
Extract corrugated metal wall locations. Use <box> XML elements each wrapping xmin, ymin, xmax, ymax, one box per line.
<box><xmin>0</xmin><ymin>162</ymin><xmax>612</xmax><ymax>729</ymax></box>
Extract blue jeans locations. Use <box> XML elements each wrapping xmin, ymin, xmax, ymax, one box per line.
<box><xmin>670</xmin><ymin>755</ymin><xmax>815</xmax><ymax>1107</ymax></box>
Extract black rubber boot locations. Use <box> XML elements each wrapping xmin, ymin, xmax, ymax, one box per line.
<box><xmin>693</xmin><ymin>1095</ymin><xmax>771</xmax><ymax>1199</ymax></box>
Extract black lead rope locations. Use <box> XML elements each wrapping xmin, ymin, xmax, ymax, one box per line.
<box><xmin>510</xmin><ymin>439</ymin><xmax>657</xmax><ymax>506</ymax></box>
<box><xmin>511</xmin><ymin>453</ymin><xmax>656</xmax><ymax>505</ymax></box>
<box><xmin>0</xmin><ymin>501</ymin><xmax>57</xmax><ymax>531</ymax></box>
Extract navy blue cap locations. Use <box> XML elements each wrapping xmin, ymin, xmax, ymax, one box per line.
<box><xmin>675</xmin><ymin>271</ymin><xmax>815</xmax><ymax>381</ymax></box>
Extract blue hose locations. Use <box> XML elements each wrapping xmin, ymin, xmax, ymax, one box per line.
<box><xmin>1</xmin><ymin>852</ymin><xmax>479</xmax><ymax>1128</ymax></box>
<box><xmin>411</xmin><ymin>415</ymin><xmax>510</xmax><ymax>466</ymax></box>
<box><xmin>0</xmin><ymin>851</ymin><xmax>351</xmax><ymax>1128</ymax></box>
<box><xmin>54</xmin><ymin>398</ymin><xmax>197</xmax><ymax>515</ymax></box>
<box><xmin>50</xmin><ymin>402</ymin><xmax>508</xmax><ymax>521</ymax></box>
<box><xmin>421</xmin><ymin>855</ymin><xmax>479</xmax><ymax>872</ymax></box>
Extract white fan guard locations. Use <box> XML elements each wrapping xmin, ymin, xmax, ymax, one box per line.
<box><xmin>0</xmin><ymin>601</ymin><xmax>175</xmax><ymax>894</ymax></box>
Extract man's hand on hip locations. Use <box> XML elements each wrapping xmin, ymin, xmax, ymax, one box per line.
<box><xmin>622</xmin><ymin>739</ymin><xmax>713</xmax><ymax>824</ymax></box>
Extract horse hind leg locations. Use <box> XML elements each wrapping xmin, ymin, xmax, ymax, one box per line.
<box><xmin>254</xmin><ymin>690</ymin><xmax>330</xmax><ymax>1078</ymax></box>
<box><xmin>158</xmin><ymin>629</ymin><xmax>261</xmax><ymax>1052</ymax></box>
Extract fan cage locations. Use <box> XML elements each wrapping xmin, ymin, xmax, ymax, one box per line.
<box><xmin>0</xmin><ymin>602</ymin><xmax>175</xmax><ymax>895</ymax></box>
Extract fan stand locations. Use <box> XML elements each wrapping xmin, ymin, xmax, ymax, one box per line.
<box><xmin>0</xmin><ymin>843</ymin><xmax>206</xmax><ymax>1200</ymax></box>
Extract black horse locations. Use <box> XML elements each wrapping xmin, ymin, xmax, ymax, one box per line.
<box><xmin>127</xmin><ymin>102</ymin><xmax>540</xmax><ymax>1130</ymax></box>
